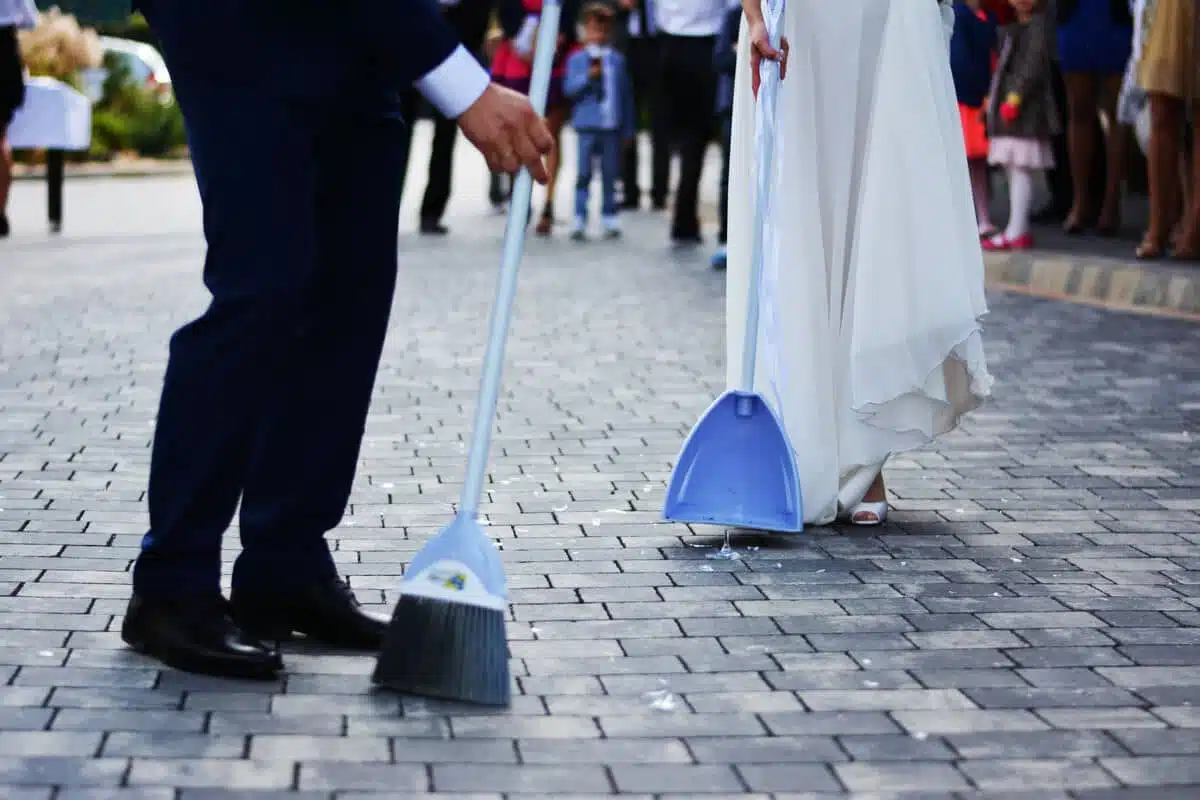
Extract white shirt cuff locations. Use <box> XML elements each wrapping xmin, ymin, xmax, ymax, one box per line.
<box><xmin>415</xmin><ymin>45</ymin><xmax>491</xmax><ymax>120</ymax></box>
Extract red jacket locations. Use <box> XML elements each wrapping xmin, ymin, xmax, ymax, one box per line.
<box><xmin>981</xmin><ymin>0</ymin><xmax>1017</xmax><ymax>25</ymax></box>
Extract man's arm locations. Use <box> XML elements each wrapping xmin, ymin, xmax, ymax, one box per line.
<box><xmin>376</xmin><ymin>0</ymin><xmax>491</xmax><ymax>119</ymax></box>
<box><xmin>376</xmin><ymin>0</ymin><xmax>555</xmax><ymax>182</ymax></box>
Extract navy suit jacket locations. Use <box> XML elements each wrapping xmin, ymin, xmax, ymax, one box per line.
<box><xmin>133</xmin><ymin>0</ymin><xmax>466</xmax><ymax>111</ymax></box>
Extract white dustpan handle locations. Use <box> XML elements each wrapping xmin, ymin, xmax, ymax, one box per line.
<box><xmin>738</xmin><ymin>0</ymin><xmax>784</xmax><ymax>393</ymax></box>
<box><xmin>459</xmin><ymin>0</ymin><xmax>562</xmax><ymax>516</ymax></box>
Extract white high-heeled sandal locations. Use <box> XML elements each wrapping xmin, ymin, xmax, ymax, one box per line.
<box><xmin>848</xmin><ymin>500</ymin><xmax>889</xmax><ymax>526</ymax></box>
<box><xmin>837</xmin><ymin>466</ymin><xmax>890</xmax><ymax>526</ymax></box>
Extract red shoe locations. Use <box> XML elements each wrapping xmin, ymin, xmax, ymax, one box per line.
<box><xmin>982</xmin><ymin>232</ymin><xmax>1034</xmax><ymax>251</ymax></box>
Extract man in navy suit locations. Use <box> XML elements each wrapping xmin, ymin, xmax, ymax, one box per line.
<box><xmin>122</xmin><ymin>0</ymin><xmax>553</xmax><ymax>680</ymax></box>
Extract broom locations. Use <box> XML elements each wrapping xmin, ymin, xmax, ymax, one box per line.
<box><xmin>371</xmin><ymin>0</ymin><xmax>563</xmax><ymax>707</ymax></box>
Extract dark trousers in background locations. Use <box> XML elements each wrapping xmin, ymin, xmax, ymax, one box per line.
<box><xmin>396</xmin><ymin>90</ymin><xmax>460</xmax><ymax>226</ymax></box>
<box><xmin>133</xmin><ymin>7</ymin><xmax>405</xmax><ymax>599</ymax></box>
<box><xmin>622</xmin><ymin>34</ymin><xmax>669</xmax><ymax>208</ymax></box>
<box><xmin>718</xmin><ymin>114</ymin><xmax>732</xmax><ymax>245</ymax></box>
<box><xmin>658</xmin><ymin>32</ymin><xmax>717</xmax><ymax>240</ymax></box>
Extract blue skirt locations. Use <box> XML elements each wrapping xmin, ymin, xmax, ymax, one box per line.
<box><xmin>1057</xmin><ymin>0</ymin><xmax>1134</xmax><ymax>75</ymax></box>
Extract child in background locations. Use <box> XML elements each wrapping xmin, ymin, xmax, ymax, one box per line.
<box><xmin>710</xmin><ymin>2</ymin><xmax>741</xmax><ymax>270</ymax></box>
<box><xmin>563</xmin><ymin>2</ymin><xmax>635</xmax><ymax>240</ymax></box>
<box><xmin>983</xmin><ymin>0</ymin><xmax>1062</xmax><ymax>250</ymax></box>
<box><xmin>951</xmin><ymin>0</ymin><xmax>999</xmax><ymax>237</ymax></box>
<box><xmin>492</xmin><ymin>0</ymin><xmax>581</xmax><ymax>235</ymax></box>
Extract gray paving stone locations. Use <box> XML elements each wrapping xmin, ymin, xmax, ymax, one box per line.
<box><xmin>2</xmin><ymin>155</ymin><xmax>1199</xmax><ymax>796</ymax></box>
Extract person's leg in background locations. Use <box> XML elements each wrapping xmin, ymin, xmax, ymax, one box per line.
<box><xmin>230</xmin><ymin>109</ymin><xmax>404</xmax><ymax>646</ymax></box>
<box><xmin>0</xmin><ymin>24</ymin><xmax>24</xmax><ymax>239</ymax></box>
<box><xmin>1034</xmin><ymin>60</ymin><xmax>1074</xmax><ymax>223</ymax></box>
<box><xmin>0</xmin><ymin>125</ymin><xmax>11</xmax><ymax>238</ymax></box>
<box><xmin>1095</xmin><ymin>72</ymin><xmax>1128</xmax><ymax>234</ymax></box>
<box><xmin>621</xmin><ymin>34</ymin><xmax>651</xmax><ymax>209</ymax></box>
<box><xmin>969</xmin><ymin>160</ymin><xmax>997</xmax><ymax>237</ymax></box>
<box><xmin>1063</xmin><ymin>70</ymin><xmax>1101</xmax><ymax>232</ymax></box>
<box><xmin>394</xmin><ymin>88</ymin><xmax>421</xmax><ymax>207</ymax></box>
<box><xmin>1139</xmin><ymin>92</ymin><xmax>1184</xmax><ymax>258</ymax></box>
<box><xmin>712</xmin><ymin>113</ymin><xmax>732</xmax><ymax>268</ymax></box>
<box><xmin>1172</xmin><ymin>101</ymin><xmax>1200</xmax><ymax>258</ymax></box>
<box><xmin>418</xmin><ymin>108</ymin><xmax>459</xmax><ymax>234</ymax></box>
<box><xmin>667</xmin><ymin>36</ymin><xmax>716</xmax><ymax>244</ymax></box>
<box><xmin>572</xmin><ymin>129</ymin><xmax>596</xmax><ymax>239</ymax></box>
<box><xmin>536</xmin><ymin>103</ymin><xmax>569</xmax><ymax>236</ymax></box>
<box><xmin>1004</xmin><ymin>166</ymin><xmax>1037</xmax><ymax>241</ymax></box>
<box><xmin>649</xmin><ymin>34</ymin><xmax>671</xmax><ymax>211</ymax></box>
<box><xmin>599</xmin><ymin>128</ymin><xmax>622</xmax><ymax>236</ymax></box>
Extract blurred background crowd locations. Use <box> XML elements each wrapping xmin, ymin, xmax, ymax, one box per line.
<box><xmin>1</xmin><ymin>0</ymin><xmax>1197</xmax><ymax>268</ymax></box>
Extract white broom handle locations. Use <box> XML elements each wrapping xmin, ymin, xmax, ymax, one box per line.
<box><xmin>459</xmin><ymin>0</ymin><xmax>562</xmax><ymax>515</ymax></box>
<box><xmin>738</xmin><ymin>0</ymin><xmax>783</xmax><ymax>392</ymax></box>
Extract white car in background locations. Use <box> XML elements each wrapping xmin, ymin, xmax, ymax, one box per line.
<box><xmin>80</xmin><ymin>36</ymin><xmax>172</xmax><ymax>104</ymax></box>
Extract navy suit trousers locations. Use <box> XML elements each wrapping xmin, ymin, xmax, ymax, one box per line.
<box><xmin>131</xmin><ymin>0</ymin><xmax>410</xmax><ymax>597</ymax></box>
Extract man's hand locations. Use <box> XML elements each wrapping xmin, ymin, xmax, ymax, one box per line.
<box><xmin>457</xmin><ymin>83</ymin><xmax>554</xmax><ymax>183</ymax></box>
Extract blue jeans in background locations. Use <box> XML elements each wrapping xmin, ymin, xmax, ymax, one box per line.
<box><xmin>575</xmin><ymin>129</ymin><xmax>623</xmax><ymax>225</ymax></box>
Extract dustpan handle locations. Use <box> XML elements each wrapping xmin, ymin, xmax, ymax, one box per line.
<box><xmin>739</xmin><ymin>0</ymin><xmax>784</xmax><ymax>393</ymax></box>
<box><xmin>459</xmin><ymin>0</ymin><xmax>563</xmax><ymax>516</ymax></box>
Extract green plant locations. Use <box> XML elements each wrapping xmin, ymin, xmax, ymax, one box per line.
<box><xmin>89</xmin><ymin>49</ymin><xmax>187</xmax><ymax>158</ymax></box>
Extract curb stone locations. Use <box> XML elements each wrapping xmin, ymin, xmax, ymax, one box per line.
<box><xmin>984</xmin><ymin>250</ymin><xmax>1200</xmax><ymax>321</ymax></box>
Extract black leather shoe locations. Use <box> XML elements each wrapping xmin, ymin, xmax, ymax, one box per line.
<box><xmin>121</xmin><ymin>594</ymin><xmax>283</xmax><ymax>680</ymax></box>
<box><xmin>0</xmin><ymin>214</ymin><xmax>9</xmax><ymax>238</ymax></box>
<box><xmin>419</xmin><ymin>220</ymin><xmax>449</xmax><ymax>235</ymax></box>
<box><xmin>231</xmin><ymin>578</ymin><xmax>387</xmax><ymax>650</ymax></box>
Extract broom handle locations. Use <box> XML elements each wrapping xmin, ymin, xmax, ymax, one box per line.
<box><xmin>459</xmin><ymin>0</ymin><xmax>563</xmax><ymax>516</ymax></box>
<box><xmin>738</xmin><ymin>0</ymin><xmax>783</xmax><ymax>392</ymax></box>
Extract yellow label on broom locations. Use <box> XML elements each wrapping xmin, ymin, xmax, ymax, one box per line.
<box><xmin>402</xmin><ymin>559</ymin><xmax>506</xmax><ymax>612</ymax></box>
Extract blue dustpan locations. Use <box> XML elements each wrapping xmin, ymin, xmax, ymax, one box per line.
<box><xmin>663</xmin><ymin>0</ymin><xmax>802</xmax><ymax>534</ymax></box>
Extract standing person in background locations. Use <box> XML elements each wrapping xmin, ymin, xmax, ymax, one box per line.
<box><xmin>952</xmin><ymin>0</ymin><xmax>1000</xmax><ymax>238</ymax></box>
<box><xmin>1136</xmin><ymin>0</ymin><xmax>1199</xmax><ymax>259</ymax></box>
<box><xmin>615</xmin><ymin>0</ymin><xmax>669</xmax><ymax>211</ymax></box>
<box><xmin>710</xmin><ymin>1</ymin><xmax>740</xmax><ymax>269</ymax></box>
<box><xmin>982</xmin><ymin>0</ymin><xmax>1062</xmax><ymax>252</ymax></box>
<box><xmin>493</xmin><ymin>0</ymin><xmax>582</xmax><ymax>236</ymax></box>
<box><xmin>398</xmin><ymin>0</ymin><xmax>498</xmax><ymax>236</ymax></box>
<box><xmin>0</xmin><ymin>0</ymin><xmax>37</xmax><ymax>239</ymax></box>
<box><xmin>654</xmin><ymin>0</ymin><xmax>735</xmax><ymax>245</ymax></box>
<box><xmin>564</xmin><ymin>2</ymin><xmax>636</xmax><ymax>240</ymax></box>
<box><xmin>1056</xmin><ymin>0</ymin><xmax>1133</xmax><ymax>235</ymax></box>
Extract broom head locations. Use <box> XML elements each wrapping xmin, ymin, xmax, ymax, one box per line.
<box><xmin>372</xmin><ymin>513</ymin><xmax>511</xmax><ymax>706</ymax></box>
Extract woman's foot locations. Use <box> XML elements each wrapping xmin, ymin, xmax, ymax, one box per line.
<box><xmin>1136</xmin><ymin>231</ymin><xmax>1167</xmax><ymax>260</ymax></box>
<box><xmin>849</xmin><ymin>474</ymin><xmax>889</xmax><ymax>526</ymax></box>
<box><xmin>1169</xmin><ymin>222</ymin><xmax>1200</xmax><ymax>261</ymax></box>
<box><xmin>1062</xmin><ymin>206</ymin><xmax>1096</xmax><ymax>235</ymax></box>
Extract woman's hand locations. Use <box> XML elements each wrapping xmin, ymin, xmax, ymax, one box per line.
<box><xmin>748</xmin><ymin>20</ymin><xmax>788</xmax><ymax>99</ymax></box>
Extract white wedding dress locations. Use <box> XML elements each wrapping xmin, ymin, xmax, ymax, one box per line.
<box><xmin>724</xmin><ymin>0</ymin><xmax>994</xmax><ymax>526</ymax></box>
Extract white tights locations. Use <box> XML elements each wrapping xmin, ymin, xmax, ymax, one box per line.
<box><xmin>1004</xmin><ymin>166</ymin><xmax>1037</xmax><ymax>240</ymax></box>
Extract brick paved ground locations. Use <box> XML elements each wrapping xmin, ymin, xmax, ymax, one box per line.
<box><xmin>2</xmin><ymin>135</ymin><xmax>1200</xmax><ymax>798</ymax></box>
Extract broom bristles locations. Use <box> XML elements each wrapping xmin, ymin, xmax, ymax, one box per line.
<box><xmin>372</xmin><ymin>594</ymin><xmax>511</xmax><ymax>707</ymax></box>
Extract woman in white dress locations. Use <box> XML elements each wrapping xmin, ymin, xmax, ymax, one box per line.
<box><xmin>726</xmin><ymin>0</ymin><xmax>994</xmax><ymax>526</ymax></box>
